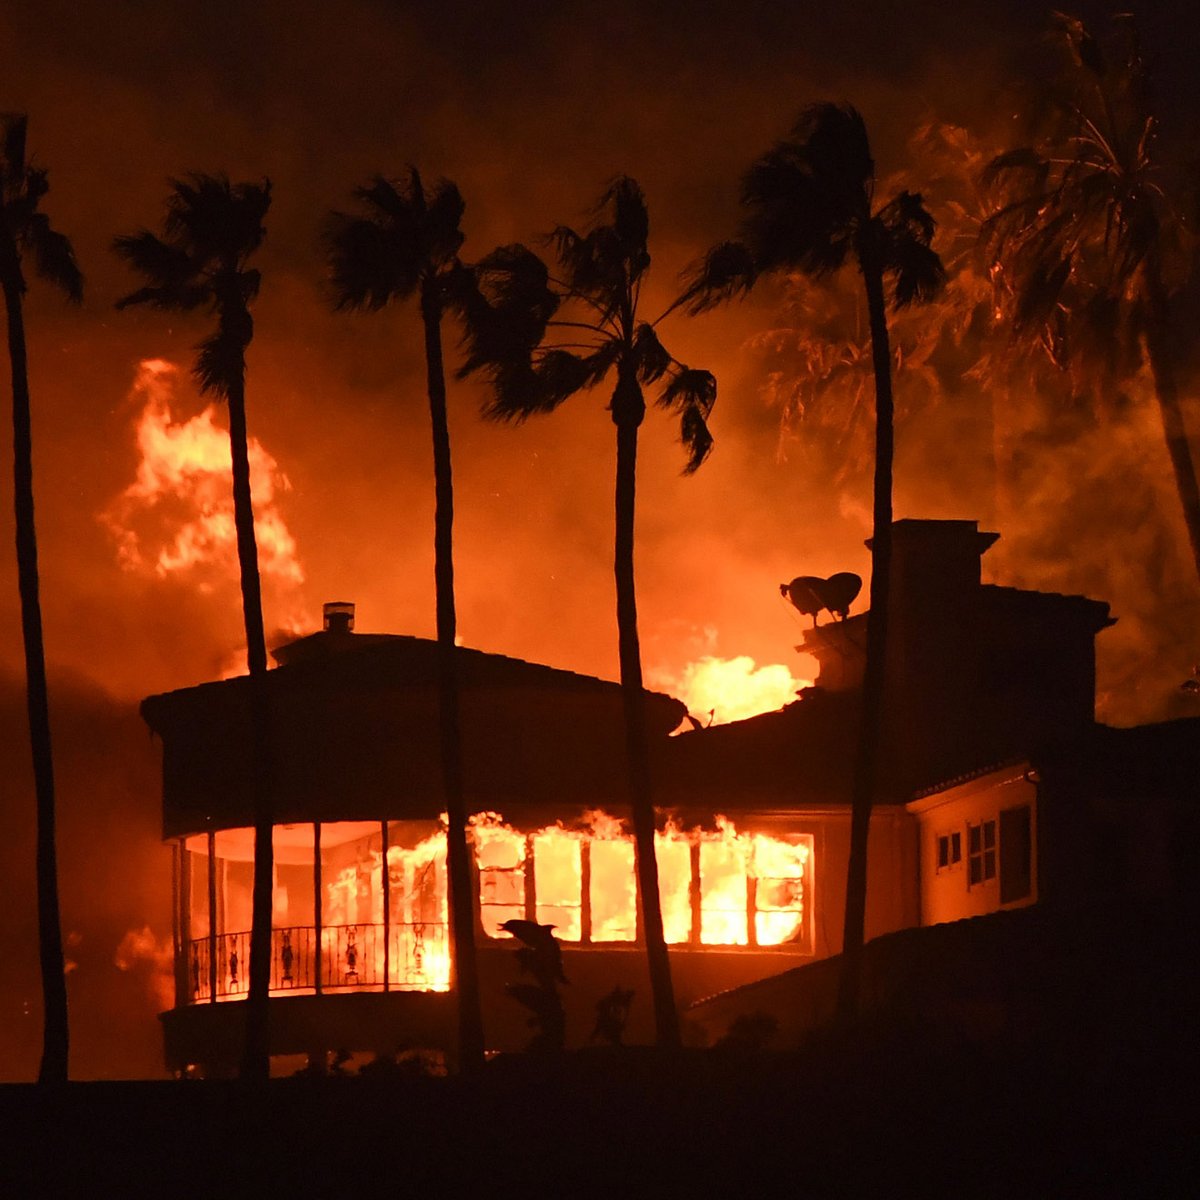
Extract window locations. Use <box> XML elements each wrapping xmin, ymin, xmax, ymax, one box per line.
<box><xmin>999</xmin><ymin>805</ymin><xmax>1032</xmax><ymax>904</ymax></box>
<box><xmin>474</xmin><ymin>822</ymin><xmax>527</xmax><ymax>937</ymax></box>
<box><xmin>967</xmin><ymin>820</ymin><xmax>996</xmax><ymax>886</ymax></box>
<box><xmin>476</xmin><ymin>813</ymin><xmax>812</xmax><ymax>950</ymax></box>
<box><xmin>936</xmin><ymin>831</ymin><xmax>962</xmax><ymax>872</ymax></box>
<box><xmin>533</xmin><ymin>827</ymin><xmax>582</xmax><ymax>941</ymax></box>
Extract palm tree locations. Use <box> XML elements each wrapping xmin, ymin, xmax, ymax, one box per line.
<box><xmin>460</xmin><ymin>177</ymin><xmax>717</xmax><ymax>1048</ymax></box>
<box><xmin>983</xmin><ymin>12</ymin><xmax>1200</xmax><ymax>583</ymax></box>
<box><xmin>680</xmin><ymin>104</ymin><xmax>943</xmax><ymax>1018</ymax></box>
<box><xmin>324</xmin><ymin>169</ymin><xmax>487</xmax><ymax>1071</ymax></box>
<box><xmin>114</xmin><ymin>174</ymin><xmax>274</xmax><ymax>1079</ymax></box>
<box><xmin>1</xmin><ymin>113</ymin><xmax>82</xmax><ymax>1086</ymax></box>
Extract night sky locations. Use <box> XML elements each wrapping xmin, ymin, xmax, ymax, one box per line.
<box><xmin>2</xmin><ymin>0</ymin><xmax>1198</xmax><ymax>1078</ymax></box>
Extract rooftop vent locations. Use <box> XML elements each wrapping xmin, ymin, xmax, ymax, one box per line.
<box><xmin>323</xmin><ymin>601</ymin><xmax>355</xmax><ymax>635</ymax></box>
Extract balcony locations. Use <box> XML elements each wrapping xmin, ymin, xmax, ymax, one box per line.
<box><xmin>184</xmin><ymin>922</ymin><xmax>450</xmax><ymax>1002</ymax></box>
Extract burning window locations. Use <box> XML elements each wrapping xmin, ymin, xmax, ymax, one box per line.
<box><xmin>533</xmin><ymin>826</ymin><xmax>583</xmax><ymax>941</ymax></box>
<box><xmin>587</xmin><ymin>812</ymin><xmax>637</xmax><ymax>942</ymax></box>
<box><xmin>473</xmin><ymin>815</ymin><xmax>527</xmax><ymax>937</ymax></box>
<box><xmin>478</xmin><ymin>812</ymin><xmax>811</xmax><ymax>950</ymax></box>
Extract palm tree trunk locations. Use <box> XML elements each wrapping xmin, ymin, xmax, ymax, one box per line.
<box><xmin>227</xmin><ymin>359</ymin><xmax>274</xmax><ymax>1083</ymax></box>
<box><xmin>613</xmin><ymin>374</ymin><xmax>681</xmax><ymax>1049</ymax></box>
<box><xmin>1141</xmin><ymin>262</ymin><xmax>1200</xmax><ymax>585</ymax></box>
<box><xmin>4</xmin><ymin>268</ymin><xmax>69</xmax><ymax>1085</ymax></box>
<box><xmin>837</xmin><ymin>260</ymin><xmax>894</xmax><ymax>1021</ymax></box>
<box><xmin>421</xmin><ymin>289</ymin><xmax>485</xmax><ymax>1073</ymax></box>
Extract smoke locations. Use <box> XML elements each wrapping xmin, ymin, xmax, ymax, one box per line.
<box><xmin>0</xmin><ymin>0</ymin><xmax>1198</xmax><ymax>1078</ymax></box>
<box><xmin>0</xmin><ymin>671</ymin><xmax>169</xmax><ymax>1080</ymax></box>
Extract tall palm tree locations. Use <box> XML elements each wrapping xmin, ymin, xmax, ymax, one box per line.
<box><xmin>460</xmin><ymin>177</ymin><xmax>717</xmax><ymax>1048</ymax></box>
<box><xmin>680</xmin><ymin>104</ymin><xmax>943</xmax><ymax>1018</ymax></box>
<box><xmin>114</xmin><ymin>174</ymin><xmax>274</xmax><ymax>1079</ymax></box>
<box><xmin>982</xmin><ymin>12</ymin><xmax>1200</xmax><ymax>584</ymax></box>
<box><xmin>324</xmin><ymin>169</ymin><xmax>487</xmax><ymax>1071</ymax></box>
<box><xmin>1</xmin><ymin>113</ymin><xmax>82</xmax><ymax>1086</ymax></box>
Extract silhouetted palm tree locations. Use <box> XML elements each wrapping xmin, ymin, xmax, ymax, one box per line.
<box><xmin>114</xmin><ymin>174</ymin><xmax>274</xmax><ymax>1079</ymax></box>
<box><xmin>680</xmin><ymin>104</ymin><xmax>943</xmax><ymax>1018</ymax></box>
<box><xmin>324</xmin><ymin>169</ymin><xmax>486</xmax><ymax>1071</ymax></box>
<box><xmin>461</xmin><ymin>177</ymin><xmax>716</xmax><ymax>1047</ymax></box>
<box><xmin>983</xmin><ymin>12</ymin><xmax>1200</xmax><ymax>583</ymax></box>
<box><xmin>1</xmin><ymin>113</ymin><xmax>82</xmax><ymax>1086</ymax></box>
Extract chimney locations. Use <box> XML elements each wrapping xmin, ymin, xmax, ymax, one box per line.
<box><xmin>323</xmin><ymin>601</ymin><xmax>355</xmax><ymax>635</ymax></box>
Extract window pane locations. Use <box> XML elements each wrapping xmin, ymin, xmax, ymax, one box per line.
<box><xmin>968</xmin><ymin>825</ymin><xmax>982</xmax><ymax>854</ymax></box>
<box><xmin>752</xmin><ymin>834</ymin><xmax>807</xmax><ymax>945</ymax></box>
<box><xmin>213</xmin><ymin>828</ymin><xmax>255</xmax><ymax>936</ymax></box>
<box><xmin>185</xmin><ymin>841</ymin><xmax>210</xmax><ymax>941</ymax></box>
<box><xmin>533</xmin><ymin>828</ymin><xmax>582</xmax><ymax>942</ymax></box>
<box><xmin>475</xmin><ymin>822</ymin><xmax>526</xmax><ymax>938</ymax></box>
<box><xmin>937</xmin><ymin>837</ymin><xmax>949</xmax><ymax>869</ymax></box>
<box><xmin>951</xmin><ymin>832</ymin><xmax>961</xmax><ymax>862</ymax></box>
<box><xmin>272</xmin><ymin>824</ymin><xmax>314</xmax><ymax>930</ymax></box>
<box><xmin>983</xmin><ymin>822</ymin><xmax>996</xmax><ymax>851</ymax></box>
<box><xmin>387</xmin><ymin>821</ymin><xmax>449</xmax><ymax>991</ymax></box>
<box><xmin>654</xmin><ymin>835</ymin><xmax>693</xmax><ymax>944</ymax></box>
<box><xmin>969</xmin><ymin>857</ymin><xmax>982</xmax><ymax>886</ymax></box>
<box><xmin>590</xmin><ymin>838</ymin><xmax>636</xmax><ymax>942</ymax></box>
<box><xmin>700</xmin><ymin>839</ymin><xmax>748</xmax><ymax>945</ymax></box>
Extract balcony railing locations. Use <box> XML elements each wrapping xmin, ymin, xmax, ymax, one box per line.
<box><xmin>185</xmin><ymin>923</ymin><xmax>450</xmax><ymax>1003</ymax></box>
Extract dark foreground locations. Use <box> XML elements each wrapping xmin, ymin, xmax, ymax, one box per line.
<box><xmin>1</xmin><ymin>1008</ymin><xmax>1191</xmax><ymax>1199</ymax></box>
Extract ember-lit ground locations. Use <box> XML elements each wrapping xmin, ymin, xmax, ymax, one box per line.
<box><xmin>3</xmin><ymin>0</ymin><xmax>1200</xmax><ymax>1080</ymax></box>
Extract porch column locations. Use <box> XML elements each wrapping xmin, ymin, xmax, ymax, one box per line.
<box><xmin>313</xmin><ymin>823</ymin><xmax>322</xmax><ymax>994</ymax></box>
<box><xmin>207</xmin><ymin>830</ymin><xmax>217</xmax><ymax>1002</ymax></box>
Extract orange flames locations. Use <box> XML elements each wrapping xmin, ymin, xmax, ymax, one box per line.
<box><xmin>184</xmin><ymin>810</ymin><xmax>810</xmax><ymax>1004</ymax></box>
<box><xmin>650</xmin><ymin>654</ymin><xmax>816</xmax><ymax>727</ymax></box>
<box><xmin>101</xmin><ymin>357</ymin><xmax>305</xmax><ymax>598</ymax></box>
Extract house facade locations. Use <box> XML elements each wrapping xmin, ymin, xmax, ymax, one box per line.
<box><xmin>142</xmin><ymin>519</ymin><xmax>1115</xmax><ymax>1073</ymax></box>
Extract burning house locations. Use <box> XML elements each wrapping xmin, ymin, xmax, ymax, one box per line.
<box><xmin>143</xmin><ymin>519</ymin><xmax>1119</xmax><ymax>1074</ymax></box>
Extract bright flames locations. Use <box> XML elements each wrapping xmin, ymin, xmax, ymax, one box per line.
<box><xmin>102</xmin><ymin>358</ymin><xmax>304</xmax><ymax>587</ymax></box>
<box><xmin>182</xmin><ymin>810</ymin><xmax>811</xmax><ymax>1004</ymax></box>
<box><xmin>650</xmin><ymin>655</ymin><xmax>816</xmax><ymax>727</ymax></box>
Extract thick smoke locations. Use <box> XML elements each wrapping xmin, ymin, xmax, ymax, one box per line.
<box><xmin>1</xmin><ymin>0</ymin><xmax>1198</xmax><ymax>1077</ymax></box>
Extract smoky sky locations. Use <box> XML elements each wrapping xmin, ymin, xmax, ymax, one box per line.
<box><xmin>2</xmin><ymin>0</ymin><xmax>1200</xmax><ymax>1076</ymax></box>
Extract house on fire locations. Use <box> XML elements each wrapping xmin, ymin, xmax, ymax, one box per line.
<box><xmin>144</xmin><ymin>518</ymin><xmax>1160</xmax><ymax>1075</ymax></box>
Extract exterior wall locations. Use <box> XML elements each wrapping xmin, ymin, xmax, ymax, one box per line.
<box><xmin>908</xmin><ymin>767</ymin><xmax>1037</xmax><ymax>927</ymax></box>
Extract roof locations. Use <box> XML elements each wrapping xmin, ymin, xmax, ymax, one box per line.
<box><xmin>142</xmin><ymin>630</ymin><xmax>685</xmax><ymax>733</ymax></box>
<box><xmin>655</xmin><ymin>689</ymin><xmax>862</xmax><ymax>809</ymax></box>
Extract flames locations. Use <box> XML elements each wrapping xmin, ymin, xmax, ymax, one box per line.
<box><xmin>650</xmin><ymin>654</ymin><xmax>816</xmax><ymax>727</ymax></box>
<box><xmin>101</xmin><ymin>359</ymin><xmax>308</xmax><ymax>654</ymax></box>
<box><xmin>185</xmin><ymin>810</ymin><xmax>811</xmax><ymax>1006</ymax></box>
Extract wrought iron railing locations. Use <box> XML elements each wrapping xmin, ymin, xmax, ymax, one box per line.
<box><xmin>185</xmin><ymin>923</ymin><xmax>449</xmax><ymax>1003</ymax></box>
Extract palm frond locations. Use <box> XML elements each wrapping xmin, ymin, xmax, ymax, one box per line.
<box><xmin>425</xmin><ymin>178</ymin><xmax>467</xmax><ymax>266</ymax></box>
<box><xmin>658</xmin><ymin>366</ymin><xmax>717</xmax><ymax>474</ymax></box>
<box><xmin>164</xmin><ymin>174</ymin><xmax>270</xmax><ymax>264</ymax></box>
<box><xmin>454</xmin><ymin>244</ymin><xmax>559</xmax><ymax>380</ymax></box>
<box><xmin>889</xmin><ymin>239</ymin><xmax>945</xmax><ymax>308</ymax></box>
<box><xmin>193</xmin><ymin>305</ymin><xmax>253</xmax><ymax>398</ymax></box>
<box><xmin>112</xmin><ymin>231</ymin><xmax>198</xmax><ymax>294</ymax></box>
<box><xmin>633</xmin><ymin>322</ymin><xmax>671</xmax><ymax>383</ymax></box>
<box><xmin>25</xmin><ymin>213</ymin><xmax>82</xmax><ymax>302</ymax></box>
<box><xmin>323</xmin><ymin>210</ymin><xmax>423</xmax><ymax>310</ymax></box>
<box><xmin>675</xmin><ymin>241</ymin><xmax>758</xmax><ymax>315</ymax></box>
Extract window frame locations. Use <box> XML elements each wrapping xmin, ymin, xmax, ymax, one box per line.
<box><xmin>475</xmin><ymin>820</ymin><xmax>814</xmax><ymax>954</ymax></box>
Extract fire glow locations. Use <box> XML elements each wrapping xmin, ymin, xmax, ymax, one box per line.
<box><xmin>656</xmin><ymin>654</ymin><xmax>816</xmax><ymax>726</ymax></box>
<box><xmin>180</xmin><ymin>810</ymin><xmax>811</xmax><ymax>1004</ymax></box>
<box><xmin>102</xmin><ymin>359</ymin><xmax>303</xmax><ymax>588</ymax></box>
